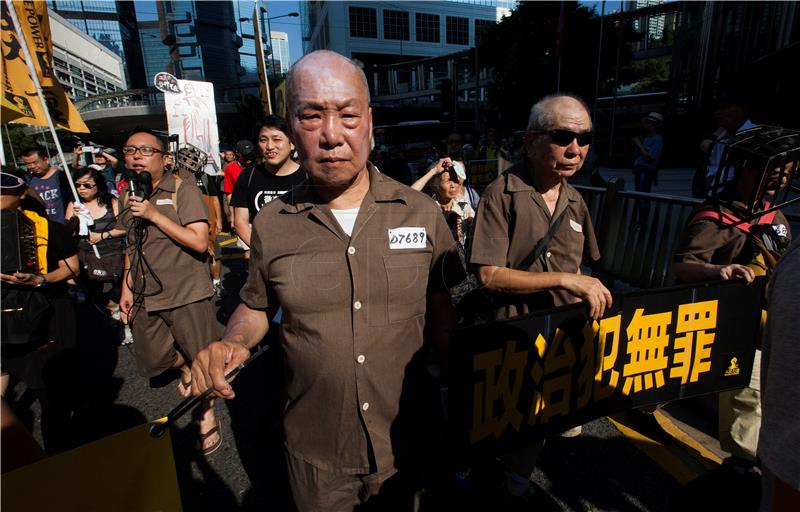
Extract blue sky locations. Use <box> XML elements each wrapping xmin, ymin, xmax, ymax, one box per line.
<box><xmin>264</xmin><ymin>1</ymin><xmax>303</xmax><ymax>65</ymax></box>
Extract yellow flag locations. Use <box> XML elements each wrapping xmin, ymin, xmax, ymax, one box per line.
<box><xmin>1</xmin><ymin>2</ymin><xmax>89</xmax><ymax>132</ymax></box>
<box><xmin>253</xmin><ymin>5</ymin><xmax>272</xmax><ymax>115</ymax></box>
<box><xmin>1</xmin><ymin>421</ymin><xmax>182</xmax><ymax>512</ymax></box>
<box><xmin>14</xmin><ymin>0</ymin><xmax>55</xmax><ymax>87</ymax></box>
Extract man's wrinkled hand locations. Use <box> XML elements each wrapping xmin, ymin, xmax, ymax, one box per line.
<box><xmin>718</xmin><ymin>264</ymin><xmax>755</xmax><ymax>283</ymax></box>
<box><xmin>563</xmin><ymin>274</ymin><xmax>613</xmax><ymax>320</ymax></box>
<box><xmin>190</xmin><ymin>341</ymin><xmax>250</xmax><ymax>399</ymax></box>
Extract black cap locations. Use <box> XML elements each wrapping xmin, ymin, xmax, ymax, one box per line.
<box><xmin>235</xmin><ymin>140</ymin><xmax>255</xmax><ymax>156</ymax></box>
<box><xmin>0</xmin><ymin>172</ymin><xmax>27</xmax><ymax>195</ymax></box>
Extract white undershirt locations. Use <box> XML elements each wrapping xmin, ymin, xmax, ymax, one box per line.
<box><xmin>331</xmin><ymin>206</ymin><xmax>360</xmax><ymax>237</ymax></box>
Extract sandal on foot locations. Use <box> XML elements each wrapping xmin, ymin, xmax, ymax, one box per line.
<box><xmin>197</xmin><ymin>425</ymin><xmax>222</xmax><ymax>456</ymax></box>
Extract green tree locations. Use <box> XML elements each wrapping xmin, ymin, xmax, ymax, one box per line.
<box><xmin>478</xmin><ymin>1</ymin><xmax>636</xmax><ymax>130</ymax></box>
<box><xmin>1</xmin><ymin>124</ymin><xmax>36</xmax><ymax>167</ymax></box>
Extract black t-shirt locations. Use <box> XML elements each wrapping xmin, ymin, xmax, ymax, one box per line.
<box><xmin>230</xmin><ymin>164</ymin><xmax>307</xmax><ymax>222</ymax></box>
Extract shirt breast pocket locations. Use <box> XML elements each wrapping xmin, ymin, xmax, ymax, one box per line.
<box><xmin>383</xmin><ymin>252</ymin><xmax>430</xmax><ymax>324</ymax></box>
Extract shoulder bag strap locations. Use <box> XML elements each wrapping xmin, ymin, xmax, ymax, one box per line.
<box><xmin>516</xmin><ymin>208</ymin><xmax>569</xmax><ymax>270</ymax></box>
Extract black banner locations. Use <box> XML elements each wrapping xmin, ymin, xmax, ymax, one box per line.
<box><xmin>449</xmin><ymin>279</ymin><xmax>764</xmax><ymax>457</ymax></box>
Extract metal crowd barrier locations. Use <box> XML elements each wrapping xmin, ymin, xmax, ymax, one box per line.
<box><xmin>575</xmin><ymin>178</ymin><xmax>800</xmax><ymax>290</ymax></box>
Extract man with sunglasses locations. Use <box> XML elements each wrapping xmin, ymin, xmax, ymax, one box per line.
<box><xmin>468</xmin><ymin>93</ymin><xmax>611</xmax><ymax>503</ymax></box>
<box><xmin>117</xmin><ymin>127</ymin><xmax>221</xmax><ymax>456</ymax></box>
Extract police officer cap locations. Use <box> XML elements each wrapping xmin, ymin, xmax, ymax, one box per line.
<box><xmin>0</xmin><ymin>172</ymin><xmax>27</xmax><ymax>195</ymax></box>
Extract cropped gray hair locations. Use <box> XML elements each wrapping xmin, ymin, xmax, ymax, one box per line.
<box><xmin>285</xmin><ymin>50</ymin><xmax>371</xmax><ymax>116</ymax></box>
<box><xmin>526</xmin><ymin>93</ymin><xmax>591</xmax><ymax>131</ymax></box>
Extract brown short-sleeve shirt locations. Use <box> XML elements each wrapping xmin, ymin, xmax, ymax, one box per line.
<box><xmin>673</xmin><ymin>204</ymin><xmax>791</xmax><ymax>267</ymax></box>
<box><xmin>468</xmin><ymin>161</ymin><xmax>600</xmax><ymax>317</ymax></box>
<box><xmin>240</xmin><ymin>165</ymin><xmax>464</xmax><ymax>474</ymax></box>
<box><xmin>122</xmin><ymin>172</ymin><xmax>213</xmax><ymax>311</ymax></box>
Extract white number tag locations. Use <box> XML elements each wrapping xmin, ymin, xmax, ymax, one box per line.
<box><xmin>388</xmin><ymin>227</ymin><xmax>427</xmax><ymax>249</ymax></box>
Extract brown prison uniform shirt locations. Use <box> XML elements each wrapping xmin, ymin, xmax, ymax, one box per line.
<box><xmin>121</xmin><ymin>171</ymin><xmax>213</xmax><ymax>312</ymax></box>
<box><xmin>673</xmin><ymin>203</ymin><xmax>791</xmax><ymax>268</ymax></box>
<box><xmin>468</xmin><ymin>161</ymin><xmax>600</xmax><ymax>319</ymax></box>
<box><xmin>240</xmin><ymin>164</ymin><xmax>464</xmax><ymax>474</ymax></box>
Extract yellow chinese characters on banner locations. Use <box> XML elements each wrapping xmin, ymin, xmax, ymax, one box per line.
<box><xmin>1</xmin><ymin>421</ymin><xmax>181</xmax><ymax>511</ymax></box>
<box><xmin>470</xmin><ymin>300</ymin><xmax>720</xmax><ymax>442</ymax></box>
<box><xmin>1</xmin><ymin>2</ymin><xmax>88</xmax><ymax>132</ymax></box>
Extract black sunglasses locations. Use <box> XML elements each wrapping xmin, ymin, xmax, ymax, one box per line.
<box><xmin>530</xmin><ymin>129</ymin><xmax>593</xmax><ymax>147</ymax></box>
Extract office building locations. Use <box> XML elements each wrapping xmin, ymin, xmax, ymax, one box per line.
<box><xmin>137</xmin><ymin>20</ymin><xmax>173</xmax><ymax>84</ymax></box>
<box><xmin>270</xmin><ymin>31</ymin><xmax>290</xmax><ymax>75</ymax></box>
<box><xmin>46</xmin><ymin>0</ymin><xmax>146</xmax><ymax>88</ymax></box>
<box><xmin>154</xmin><ymin>1</ymin><xmax>242</xmax><ymax>86</ymax></box>
<box><xmin>301</xmin><ymin>1</ymin><xmax>514</xmax><ymax>68</ymax></box>
<box><xmin>49</xmin><ymin>9</ymin><xmax>127</xmax><ymax>101</ymax></box>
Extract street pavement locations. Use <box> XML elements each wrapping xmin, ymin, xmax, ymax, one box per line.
<box><xmin>5</xmin><ymin>168</ymin><xmax>770</xmax><ymax>511</ymax></box>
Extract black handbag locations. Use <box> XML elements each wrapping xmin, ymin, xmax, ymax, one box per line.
<box><xmin>456</xmin><ymin>209</ymin><xmax>569</xmax><ymax>325</ymax></box>
<box><xmin>1</xmin><ymin>287</ymin><xmax>52</xmax><ymax>345</ymax></box>
<box><xmin>79</xmin><ymin>244</ymin><xmax>124</xmax><ymax>282</ymax></box>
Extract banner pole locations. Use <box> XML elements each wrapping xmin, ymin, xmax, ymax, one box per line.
<box><xmin>4</xmin><ymin>125</ymin><xmax>15</xmax><ymax>164</ymax></box>
<box><xmin>4</xmin><ymin>0</ymin><xmax>81</xmax><ymax>205</ymax></box>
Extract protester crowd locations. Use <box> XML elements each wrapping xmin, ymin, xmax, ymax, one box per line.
<box><xmin>1</xmin><ymin>50</ymin><xmax>798</xmax><ymax>512</ymax></box>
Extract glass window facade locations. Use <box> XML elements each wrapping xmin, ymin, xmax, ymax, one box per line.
<box><xmin>415</xmin><ymin>13</ymin><xmax>440</xmax><ymax>43</ymax></box>
<box><xmin>446</xmin><ymin>16</ymin><xmax>469</xmax><ymax>45</ymax></box>
<box><xmin>349</xmin><ymin>6</ymin><xmax>377</xmax><ymax>38</ymax></box>
<box><xmin>474</xmin><ymin>18</ymin><xmax>494</xmax><ymax>44</ymax></box>
<box><xmin>384</xmin><ymin>10</ymin><xmax>409</xmax><ymax>41</ymax></box>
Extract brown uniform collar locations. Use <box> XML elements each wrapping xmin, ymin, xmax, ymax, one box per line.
<box><xmin>503</xmin><ymin>160</ymin><xmax>579</xmax><ymax>220</ymax></box>
<box><xmin>153</xmin><ymin>170</ymin><xmax>177</xmax><ymax>193</ymax></box>
<box><xmin>280</xmin><ymin>163</ymin><xmax>406</xmax><ymax>214</ymax></box>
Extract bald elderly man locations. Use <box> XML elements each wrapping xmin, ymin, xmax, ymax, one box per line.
<box><xmin>191</xmin><ymin>51</ymin><xmax>463</xmax><ymax>510</ymax></box>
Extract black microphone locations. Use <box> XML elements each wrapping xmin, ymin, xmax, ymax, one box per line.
<box><xmin>122</xmin><ymin>170</ymin><xmax>139</xmax><ymax>197</ymax></box>
<box><xmin>138</xmin><ymin>171</ymin><xmax>153</xmax><ymax>199</ymax></box>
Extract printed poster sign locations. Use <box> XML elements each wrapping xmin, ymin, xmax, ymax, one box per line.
<box><xmin>449</xmin><ymin>279</ymin><xmax>764</xmax><ymax>457</ymax></box>
<box><xmin>164</xmin><ymin>79</ymin><xmax>220</xmax><ymax>172</ymax></box>
<box><xmin>467</xmin><ymin>159</ymin><xmax>498</xmax><ymax>193</ymax></box>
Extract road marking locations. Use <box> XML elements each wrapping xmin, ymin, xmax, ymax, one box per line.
<box><xmin>608</xmin><ymin>414</ymin><xmax>699</xmax><ymax>485</ymax></box>
<box><xmin>652</xmin><ymin>411</ymin><xmax>723</xmax><ymax>469</ymax></box>
<box><xmin>218</xmin><ymin>238</ymin><xmax>240</xmax><ymax>247</ymax></box>
<box><xmin>609</xmin><ymin>410</ymin><xmax>723</xmax><ymax>483</ymax></box>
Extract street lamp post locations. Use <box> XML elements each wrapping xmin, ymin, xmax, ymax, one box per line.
<box><xmin>260</xmin><ymin>8</ymin><xmax>299</xmax><ymax>78</ymax></box>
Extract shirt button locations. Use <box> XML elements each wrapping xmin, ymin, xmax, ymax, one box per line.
<box><xmin>362</xmin><ymin>402</ymin><xmax>370</xmax><ymax>411</ymax></box>
<box><xmin>546</xmin><ymin>251</ymin><xmax>552</xmax><ymax>258</ymax></box>
<box><xmin>357</xmin><ymin>354</ymin><xmax>365</xmax><ymax>364</ymax></box>
<box><xmin>354</xmin><ymin>301</ymin><xmax>362</xmax><ymax>310</ymax></box>
<box><xmin>347</xmin><ymin>246</ymin><xmax>356</xmax><ymax>255</ymax></box>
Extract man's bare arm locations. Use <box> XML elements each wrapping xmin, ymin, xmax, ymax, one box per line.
<box><xmin>673</xmin><ymin>261</ymin><xmax>755</xmax><ymax>283</ymax></box>
<box><xmin>190</xmin><ymin>303</ymin><xmax>269</xmax><ymax>399</ymax></box>
<box><xmin>234</xmin><ymin>207</ymin><xmax>252</xmax><ymax>247</ymax></box>
<box><xmin>477</xmin><ymin>264</ymin><xmax>612</xmax><ymax>319</ymax></box>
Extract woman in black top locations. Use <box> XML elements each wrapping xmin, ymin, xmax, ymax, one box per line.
<box><xmin>65</xmin><ymin>168</ymin><xmax>126</xmax><ymax>307</ymax></box>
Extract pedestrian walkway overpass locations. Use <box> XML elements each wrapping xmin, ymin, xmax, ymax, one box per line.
<box><xmin>73</xmin><ymin>82</ymin><xmax>260</xmax><ymax>140</ymax></box>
